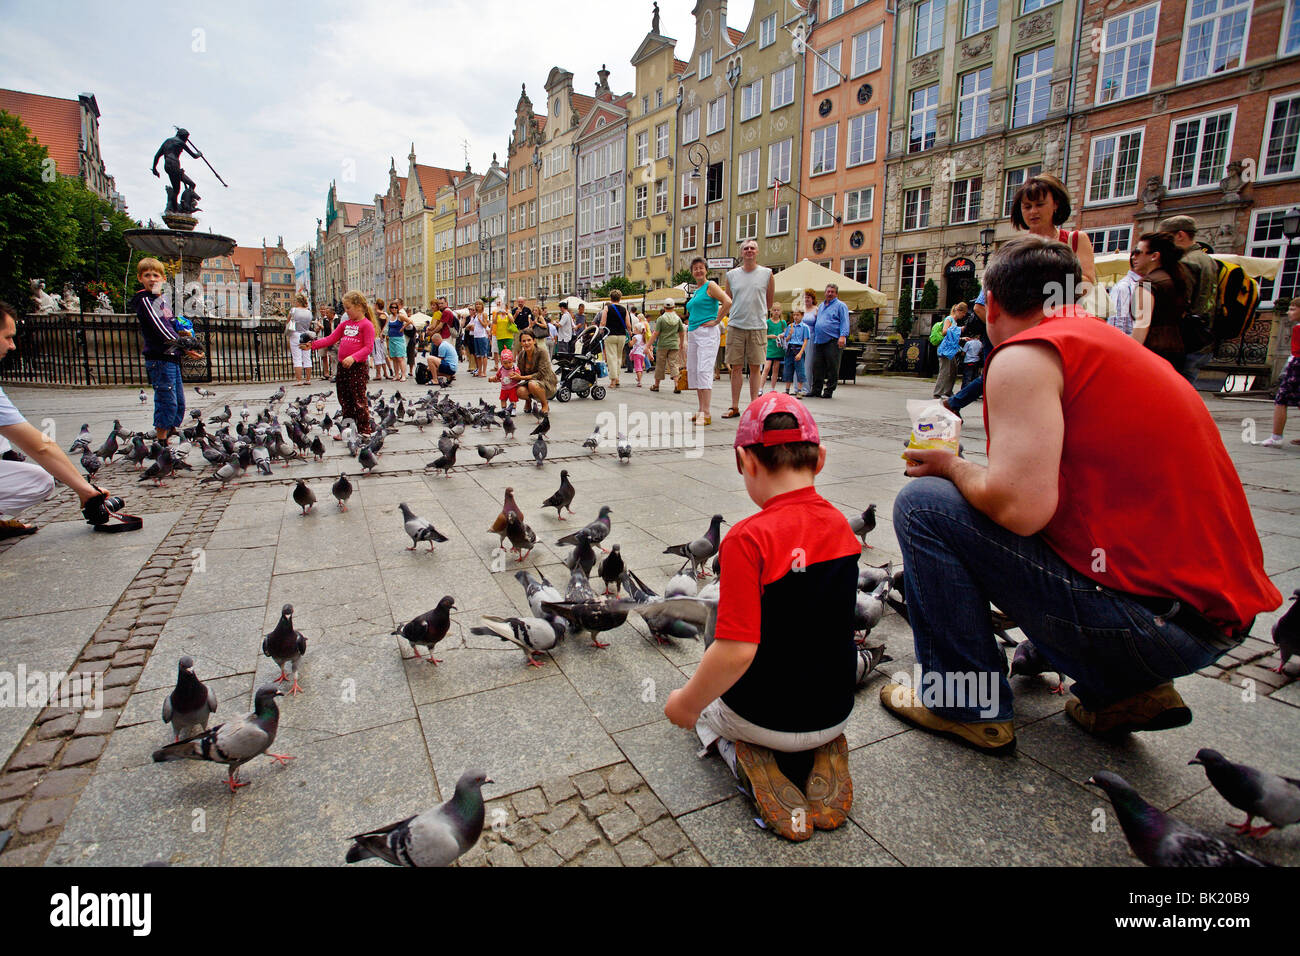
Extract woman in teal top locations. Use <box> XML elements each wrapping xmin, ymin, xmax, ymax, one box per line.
<box><xmin>685</xmin><ymin>257</ymin><xmax>731</xmax><ymax>426</ymax></box>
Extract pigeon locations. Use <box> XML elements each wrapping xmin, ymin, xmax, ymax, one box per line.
<box><xmin>471</xmin><ymin>615</ymin><xmax>559</xmax><ymax>667</ymax></box>
<box><xmin>208</xmin><ymin>404</ymin><xmax>231</xmax><ymax>423</ymax></box>
<box><xmin>292</xmin><ymin>479</ymin><xmax>316</xmax><ymax>515</ymax></box>
<box><xmin>848</xmin><ymin>504</ymin><xmax>877</xmax><ymax>548</ymax></box>
<box><xmin>358</xmin><ymin>445</ymin><xmax>379</xmax><ymax>474</ymax></box>
<box><xmin>67</xmin><ymin>423</ymin><xmax>92</xmax><ymax>453</ymax></box>
<box><xmin>565</xmin><ymin>564</ymin><xmax>599</xmax><ymax>604</ymax></box>
<box><xmin>541</xmin><ymin>469</ymin><xmax>577</xmax><ymax>520</ymax></box>
<box><xmin>345</xmin><ymin>770</ymin><xmax>493</xmax><ymax>866</ymax></box>
<box><xmin>541</xmin><ymin>600</ymin><xmax>628</xmax><ymax>649</ymax></box>
<box><xmin>529</xmin><ymin>413</ymin><xmax>551</xmax><ymax>438</ymax></box>
<box><xmin>1273</xmin><ymin>587</ymin><xmax>1300</xmax><ymax>673</ymax></box>
<box><xmin>152</xmin><ymin>685</ymin><xmax>291</xmax><ymax>792</ymax></box>
<box><xmin>124</xmin><ymin>435</ymin><xmax>148</xmax><ymax>468</ymax></box>
<box><xmin>426</xmin><ymin>444</ymin><xmax>457</xmax><ymax>477</ymax></box>
<box><xmin>199</xmin><ymin>460</ymin><xmax>239</xmax><ymax>487</ymax></box>
<box><xmin>666</xmin><ymin>570</ymin><xmax>699</xmax><ymax>598</ymax></box>
<box><xmin>854</xmin><ymin>579</ymin><xmax>890</xmax><ymax>638</ymax></box>
<box><xmin>400</xmin><ymin>503</ymin><xmax>449</xmax><ymax>551</ymax></box>
<box><xmin>1189</xmin><ymin>748</ymin><xmax>1300</xmax><ymax>838</ymax></box>
<box><xmin>663</xmin><ymin>514</ymin><xmax>725</xmax><ymax>576</ymax></box>
<box><xmin>161</xmin><ymin>656</ymin><xmax>219</xmax><ymax>741</ymax></box>
<box><xmin>138</xmin><ymin>388</ymin><xmax>147</xmax><ymax>404</ymax></box>
<box><xmin>504</xmin><ymin>511</ymin><xmax>537</xmax><ymax>561</ymax></box>
<box><xmin>616</xmin><ymin>432</ymin><xmax>631</xmax><ymax>463</ymax></box>
<box><xmin>582</xmin><ymin>426</ymin><xmax>601</xmax><ymax>451</ymax></box>
<box><xmin>532</xmin><ymin>434</ymin><xmax>548</xmax><ymax>467</ymax></box>
<box><xmin>513</xmin><ymin>570</ymin><xmax>567</xmax><ymax>638</ymax></box>
<box><xmin>437</xmin><ymin>431</ymin><xmax>458</xmax><ymax>456</ymax></box>
<box><xmin>562</xmin><ymin>530</ymin><xmax>598</xmax><ymax>577</ymax></box>
<box><xmin>332</xmin><ymin>473</ymin><xmax>353</xmax><ymax>510</ymax></box>
<box><xmin>855</xmin><ymin>643</ymin><xmax>893</xmax><ymax>688</ymax></box>
<box><xmin>488</xmin><ymin>488</ymin><xmax>523</xmax><ymax>545</ymax></box>
<box><xmin>80</xmin><ymin>450</ymin><xmax>102</xmax><ymax>480</ymax></box>
<box><xmin>310</xmin><ymin>435</ymin><xmax>326</xmax><ymax>461</ymax></box>
<box><xmin>262</xmin><ymin>604</ymin><xmax>307</xmax><ymax>696</ymax></box>
<box><xmin>598</xmin><ymin>544</ymin><xmax>625</xmax><ymax>595</ymax></box>
<box><xmin>991</xmin><ymin>607</ymin><xmax>1021</xmax><ymax>648</ymax></box>
<box><xmin>501</xmin><ymin>411</ymin><xmax>516</xmax><ymax>440</ymax></box>
<box><xmin>392</xmin><ymin>596</ymin><xmax>457</xmax><ymax>664</ymax></box>
<box><xmin>194</xmin><ymin>386</ymin><xmax>216</xmax><ymax>398</ymax></box>
<box><xmin>1009</xmin><ymin>639</ymin><xmax>1066</xmax><ymax>694</ymax></box>
<box><xmin>137</xmin><ymin>448</ymin><xmax>175</xmax><ymax>486</ymax></box>
<box><xmin>93</xmin><ymin>431</ymin><xmax>118</xmax><ymax>462</ymax></box>
<box><xmin>610</xmin><ymin>591</ymin><xmax>708</xmax><ymax>645</ymax></box>
<box><xmin>1087</xmin><ymin>771</ymin><xmax>1272</xmax><ymax>867</ymax></box>
<box><xmin>857</xmin><ymin>563</ymin><xmax>893</xmax><ymax>592</ymax></box>
<box><xmin>557</xmin><ymin>505</ymin><xmax>612</xmax><ymax>550</ymax></box>
<box><xmin>476</xmin><ymin>444</ymin><xmax>505</xmax><ymax>465</ymax></box>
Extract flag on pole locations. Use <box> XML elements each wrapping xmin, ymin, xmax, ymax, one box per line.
<box><xmin>772</xmin><ymin>179</ymin><xmax>782</xmax><ymax>213</ymax></box>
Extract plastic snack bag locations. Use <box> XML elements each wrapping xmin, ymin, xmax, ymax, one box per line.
<box><xmin>902</xmin><ymin>399</ymin><xmax>961</xmax><ymax>461</ymax></box>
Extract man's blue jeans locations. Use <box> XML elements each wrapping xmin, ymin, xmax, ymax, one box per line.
<box><xmin>948</xmin><ymin>374</ymin><xmax>983</xmax><ymax>413</ymax></box>
<box><xmin>145</xmin><ymin>359</ymin><xmax>184</xmax><ymax>431</ymax></box>
<box><xmin>893</xmin><ymin>477</ymin><xmax>1241</xmax><ymax>722</ymax></box>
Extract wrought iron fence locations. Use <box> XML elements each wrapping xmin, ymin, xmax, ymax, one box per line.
<box><xmin>0</xmin><ymin>314</ymin><xmax>319</xmax><ymax>386</ymax></box>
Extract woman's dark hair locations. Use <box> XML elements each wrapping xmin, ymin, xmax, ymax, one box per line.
<box><xmin>1137</xmin><ymin>231</ymin><xmax>1189</xmax><ymax>294</ymax></box>
<box><xmin>1009</xmin><ymin>173</ymin><xmax>1072</xmax><ymax>229</ymax></box>
<box><xmin>746</xmin><ymin>412</ymin><xmax>819</xmax><ymax>473</ymax></box>
<box><xmin>518</xmin><ymin>328</ymin><xmax>536</xmax><ymax>342</ymax></box>
<box><xmin>690</xmin><ymin>256</ymin><xmax>707</xmax><ymax>270</ymax></box>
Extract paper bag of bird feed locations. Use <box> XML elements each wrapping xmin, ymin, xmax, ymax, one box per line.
<box><xmin>902</xmin><ymin>399</ymin><xmax>961</xmax><ymax>461</ymax></box>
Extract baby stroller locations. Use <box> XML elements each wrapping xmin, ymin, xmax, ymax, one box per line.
<box><xmin>553</xmin><ymin>326</ymin><xmax>609</xmax><ymax>402</ymax></box>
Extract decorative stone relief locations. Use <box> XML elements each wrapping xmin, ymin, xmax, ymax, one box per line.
<box><xmin>937</xmin><ymin>118</ymin><xmax>949</xmax><ymax>138</ymax></box>
<box><xmin>1140</xmin><ymin>175</ymin><xmax>1165</xmax><ymax>213</ymax></box>
<box><xmin>1018</xmin><ymin>12</ymin><xmax>1052</xmax><ymax>42</ymax></box>
<box><xmin>891</xmin><ymin>131</ymin><xmax>903</xmax><ymax>153</ymax></box>
<box><xmin>911</xmin><ymin>53</ymin><xmax>940</xmax><ymax>79</ymax></box>
<box><xmin>1152</xmin><ymin>93</ymin><xmax>1166</xmax><ymax>113</ymax></box>
<box><xmin>1249</xmin><ymin>70</ymin><xmax>1264</xmax><ymax>90</ymax></box>
<box><xmin>961</xmin><ymin>34</ymin><xmax>992</xmax><ymax>58</ymax></box>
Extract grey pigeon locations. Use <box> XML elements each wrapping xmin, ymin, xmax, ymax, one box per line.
<box><xmin>610</xmin><ymin>593</ymin><xmax>707</xmax><ymax>645</ymax></box>
<box><xmin>471</xmin><ymin>615</ymin><xmax>558</xmax><ymax>667</ymax></box>
<box><xmin>854</xmin><ymin>579</ymin><xmax>890</xmax><ymax>638</ymax></box>
<box><xmin>292</xmin><ymin>479</ymin><xmax>316</xmax><ymax>515</ymax></box>
<box><xmin>582</xmin><ymin>426</ymin><xmax>601</xmax><ymax>451</ymax></box>
<box><xmin>194</xmin><ymin>386</ymin><xmax>216</xmax><ymax>398</ymax></box>
<box><xmin>855</xmin><ymin>643</ymin><xmax>893</xmax><ymax>688</ymax></box>
<box><xmin>332</xmin><ymin>473</ymin><xmax>353</xmax><ymax>510</ymax></box>
<box><xmin>564</xmin><ymin>564</ymin><xmax>599</xmax><ymax>604</ymax></box>
<box><xmin>504</xmin><ymin>511</ymin><xmax>537</xmax><ymax>561</ymax></box>
<box><xmin>399</xmin><ymin>502</ymin><xmax>449</xmax><ymax>551</ymax></box>
<box><xmin>392</xmin><ymin>596</ymin><xmax>457</xmax><ymax>664</ymax></box>
<box><xmin>199</xmin><ymin>460</ymin><xmax>239</xmax><ymax>487</ymax></box>
<box><xmin>1189</xmin><ymin>748</ymin><xmax>1300</xmax><ymax>838</ymax></box>
<box><xmin>310</xmin><ymin>435</ymin><xmax>326</xmax><ymax>460</ymax></box>
<box><xmin>557</xmin><ymin>505</ymin><xmax>612</xmax><ymax>550</ymax></box>
<box><xmin>616</xmin><ymin>432</ymin><xmax>631</xmax><ymax>463</ymax></box>
<box><xmin>94</xmin><ymin>431</ymin><xmax>118</xmax><ymax>461</ymax></box>
<box><xmin>476</xmin><ymin>444</ymin><xmax>505</xmax><ymax>465</ymax></box>
<box><xmin>513</xmin><ymin>569</ymin><xmax>568</xmax><ymax>640</ymax></box>
<box><xmin>358</xmin><ymin>445</ymin><xmax>378</xmax><ymax>474</ymax></box>
<box><xmin>529</xmin><ymin>413</ymin><xmax>550</xmax><ymax>437</ymax></box>
<box><xmin>541</xmin><ymin>469</ymin><xmax>576</xmax><ymax>519</ymax></box>
<box><xmin>68</xmin><ymin>423</ymin><xmax>91</xmax><ymax>453</ymax></box>
<box><xmin>124</xmin><ymin>435</ymin><xmax>148</xmax><ymax>468</ymax></box>
<box><xmin>345</xmin><ymin>770</ymin><xmax>492</xmax><ymax>866</ymax></box>
<box><xmin>848</xmin><ymin>504</ymin><xmax>876</xmax><ymax>548</ymax></box>
<box><xmin>663</xmin><ymin>514</ymin><xmax>725</xmax><ymax>576</ymax></box>
<box><xmin>666</xmin><ymin>570</ymin><xmax>699</xmax><ymax>598</ymax></box>
<box><xmin>1087</xmin><ymin>771</ymin><xmax>1272</xmax><ymax>867</ymax></box>
<box><xmin>1273</xmin><ymin>587</ymin><xmax>1300</xmax><ymax>673</ymax></box>
<box><xmin>152</xmin><ymin>685</ymin><xmax>290</xmax><ymax>792</ymax></box>
<box><xmin>598</xmin><ymin>544</ymin><xmax>625</xmax><ymax>595</ymax></box>
<box><xmin>426</xmin><ymin>444</ymin><xmax>457</xmax><ymax>476</ymax></box>
<box><xmin>208</xmin><ymin>405</ymin><xmax>231</xmax><ymax>424</ymax></box>
<box><xmin>858</xmin><ymin>563</ymin><xmax>893</xmax><ymax>592</ymax></box>
<box><xmin>561</xmin><ymin>530</ymin><xmax>598</xmax><ymax>577</ymax></box>
<box><xmin>541</xmin><ymin>599</ymin><xmax>628</xmax><ymax>649</ymax></box>
<box><xmin>532</xmin><ymin>434</ymin><xmax>548</xmax><ymax>467</ymax></box>
<box><xmin>137</xmin><ymin>448</ymin><xmax>175</xmax><ymax>485</ymax></box>
<box><xmin>80</xmin><ymin>450</ymin><xmax>102</xmax><ymax>479</ymax></box>
<box><xmin>262</xmin><ymin>604</ymin><xmax>307</xmax><ymax>696</ymax></box>
<box><xmin>161</xmin><ymin>656</ymin><xmax>218</xmax><ymax>740</ymax></box>
<box><xmin>501</xmin><ymin>411</ymin><xmax>515</xmax><ymax>440</ymax></box>
<box><xmin>1010</xmin><ymin>639</ymin><xmax>1066</xmax><ymax>694</ymax></box>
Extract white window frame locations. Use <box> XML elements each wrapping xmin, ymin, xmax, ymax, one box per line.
<box><xmin>909</xmin><ymin>85</ymin><xmax>939</xmax><ymax>153</ymax></box>
<box><xmin>1284</xmin><ymin>0</ymin><xmax>1300</xmax><ymax>57</ymax></box>
<box><xmin>810</xmin><ymin>124</ymin><xmax>838</xmax><ymax>176</ymax></box>
<box><xmin>706</xmin><ymin>219</ymin><xmax>723</xmax><ymax>247</ymax></box>
<box><xmin>610</xmin><ymin>188</ymin><xmax>624</xmax><ymax>228</ymax></box>
<box><xmin>1164</xmin><ymin>107</ymin><xmax>1236</xmax><ymax>194</ymax></box>
<box><xmin>1085</xmin><ymin>127</ymin><xmax>1145</xmax><ymax>205</ymax></box>
<box><xmin>964</xmin><ymin>0</ymin><xmax>997</xmax><ymax>37</ymax></box>
<box><xmin>766</xmin><ymin>203</ymin><xmax>790</xmax><ymax>237</ymax></box>
<box><xmin>736</xmin><ymin>211</ymin><xmax>758</xmax><ymax>242</ymax></box>
<box><xmin>700</xmin><ymin>49</ymin><xmax>713</xmax><ymax>79</ymax></box>
<box><xmin>809</xmin><ymin>196</ymin><xmax>836</xmax><ymax>229</ymax></box>
<box><xmin>635</xmin><ymin>131</ymin><xmax>649</xmax><ymax>168</ymax></box>
<box><xmin>1012</xmin><ymin>45</ymin><xmax>1054</xmax><ymax>129</ymax></box>
<box><xmin>634</xmin><ymin>184</ymin><xmax>648</xmax><ymax>219</ymax></box>
<box><xmin>842</xmin><ymin>256</ymin><xmax>872</xmax><ymax>285</ymax></box>
<box><xmin>634</xmin><ymin>234</ymin><xmax>647</xmax><ymax>259</ymax></box>
<box><xmin>1003</xmin><ymin>163</ymin><xmax>1042</xmax><ymax>217</ymax></box>
<box><xmin>851</xmin><ymin>24</ymin><xmax>884</xmax><ymax>77</ymax></box>
<box><xmin>654</xmin><ymin>178</ymin><xmax>669</xmax><ymax>215</ymax></box>
<box><xmin>1178</xmin><ymin>0</ymin><xmax>1252</xmax><ymax>83</ymax></box>
<box><xmin>681</xmin><ymin>173</ymin><xmax>699</xmax><ymax>209</ymax></box>
<box><xmin>760</xmin><ymin>13</ymin><xmax>777</xmax><ymax>48</ymax></box>
<box><xmin>769</xmin><ymin>138</ymin><xmax>793</xmax><ymax>186</ymax></box>
<box><xmin>609</xmin><ymin>241</ymin><xmax>622</xmax><ymax>274</ymax></box>
<box><xmin>655</xmin><ymin>122</ymin><xmax>670</xmax><ymax>160</ymax></box>
<box><xmin>1097</xmin><ymin>3</ymin><xmax>1159</xmax><ymax>105</ymax></box>
<box><xmin>1246</xmin><ymin>205</ymin><xmax>1300</xmax><ymax>307</ymax></box>
<box><xmin>653</xmin><ymin>232</ymin><xmax>667</xmax><ymax>257</ymax></box>
<box><xmin>845</xmin><ymin>187</ymin><xmax>874</xmax><ymax>222</ymax></box>
<box><xmin>903</xmin><ymin>187</ymin><xmax>932</xmax><ymax>230</ymax></box>
<box><xmin>771</xmin><ymin>64</ymin><xmax>796</xmax><ymax>110</ymax></box>
<box><xmin>899</xmin><ymin>252</ymin><xmax>927</xmax><ymax>302</ymax></box>
<box><xmin>681</xmin><ymin>224</ymin><xmax>698</xmax><ymax>251</ymax></box>
<box><xmin>1259</xmin><ymin>91</ymin><xmax>1300</xmax><ymax>181</ymax></box>
<box><xmin>814</xmin><ymin>42</ymin><xmax>843</xmax><ymax>93</ymax></box>
<box><xmin>949</xmin><ymin>176</ymin><xmax>983</xmax><ymax>224</ymax></box>
<box><xmin>914</xmin><ymin>0</ymin><xmax>947</xmax><ymax>56</ymax></box>
<box><xmin>1084</xmin><ymin>225</ymin><xmax>1133</xmax><ymax>253</ymax></box>
<box><xmin>737</xmin><ymin>149</ymin><xmax>760</xmax><ymax>194</ymax></box>
<box><xmin>1022</xmin><ymin>0</ymin><xmax>1060</xmax><ymax>10</ymax></box>
<box><xmin>957</xmin><ymin>67</ymin><xmax>992</xmax><ymax>142</ymax></box>
<box><xmin>707</xmin><ymin>95</ymin><xmax>728</xmax><ymax>135</ymax></box>
<box><xmin>741</xmin><ymin>78</ymin><xmax>764</xmax><ymax>122</ymax></box>
<box><xmin>846</xmin><ymin>111</ymin><xmax>878</xmax><ymax>167</ymax></box>
<box><xmin>682</xmin><ymin>108</ymin><xmax>700</xmax><ymax>144</ymax></box>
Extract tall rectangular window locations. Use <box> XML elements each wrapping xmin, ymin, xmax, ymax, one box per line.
<box><xmin>706</xmin><ymin>219</ymin><xmax>723</xmax><ymax>246</ymax></box>
<box><xmin>635</xmin><ymin>131</ymin><xmax>649</xmax><ymax>167</ymax></box>
<box><xmin>736</xmin><ymin>212</ymin><xmax>758</xmax><ymax>241</ymax></box>
<box><xmin>842</xmin><ymin>257</ymin><xmax>871</xmax><ymax>284</ymax></box>
<box><xmin>738</xmin><ymin>149</ymin><xmax>760</xmax><ymax>193</ymax></box>
<box><xmin>809</xmin><ymin>196</ymin><xmax>836</xmax><ymax>229</ymax></box>
<box><xmin>957</xmin><ymin>67</ymin><xmax>992</xmax><ymax>141</ymax></box>
<box><xmin>1086</xmin><ymin>129</ymin><xmax>1144</xmax><ymax>203</ymax></box>
<box><xmin>1167</xmin><ymin>109</ymin><xmax>1234</xmax><ymax>191</ymax></box>
<box><xmin>767</xmin><ymin>204</ymin><xmax>790</xmax><ymax>236</ymax></box>
<box><xmin>771</xmin><ymin>65</ymin><xmax>796</xmax><ymax>109</ymax></box>
<box><xmin>609</xmin><ymin>187</ymin><xmax>623</xmax><ymax>227</ymax></box>
<box><xmin>707</xmin><ymin>95</ymin><xmax>728</xmax><ymax>135</ymax></box>
<box><xmin>578</xmin><ymin>197</ymin><xmax>592</xmax><ymax>236</ymax></box>
<box><xmin>814</xmin><ymin>42</ymin><xmax>843</xmax><ymax>93</ymax></box>
<box><xmin>760</xmin><ymin>13</ymin><xmax>777</xmax><ymax>47</ymax></box>
<box><xmin>1286</xmin><ymin>0</ymin><xmax>1300</xmax><ymax>56</ymax></box>
<box><xmin>965</xmin><ymin>0</ymin><xmax>997</xmax><ymax>36</ymax></box>
<box><xmin>909</xmin><ymin>85</ymin><xmax>939</xmax><ymax>153</ymax></box>
<box><xmin>707</xmin><ymin>162</ymin><xmax>724</xmax><ymax>203</ymax></box>
<box><xmin>741</xmin><ymin>79</ymin><xmax>764</xmax><ymax>121</ymax></box>
<box><xmin>845</xmin><ymin>187</ymin><xmax>874</xmax><ymax>222</ymax></box>
<box><xmin>1262</xmin><ymin>93</ymin><xmax>1300</xmax><ymax>179</ymax></box>
<box><xmin>1098</xmin><ymin>4</ymin><xmax>1158</xmax><ymax>104</ymax></box>
<box><xmin>903</xmin><ymin>187</ymin><xmax>932</xmax><ymax>230</ymax></box>
<box><xmin>634</xmin><ymin>184</ymin><xmax>648</xmax><ymax>219</ymax></box>
<box><xmin>700</xmin><ymin>49</ymin><xmax>713</xmax><ymax>79</ymax></box>
<box><xmin>950</xmin><ymin>176</ymin><xmax>982</xmax><ymax>223</ymax></box>
<box><xmin>846</xmin><ymin>111</ymin><xmax>878</xmax><ymax>166</ymax></box>
<box><xmin>654</xmin><ymin>178</ymin><xmax>668</xmax><ymax>214</ymax></box>
<box><xmin>682</xmin><ymin>108</ymin><xmax>700</xmax><ymax>143</ymax></box>
<box><xmin>655</xmin><ymin>122</ymin><xmax>670</xmax><ymax>159</ymax></box>
<box><xmin>900</xmin><ymin>252</ymin><xmax>927</xmax><ymax>302</ymax></box>
<box><xmin>810</xmin><ymin>124</ymin><xmax>838</xmax><ymax>176</ymax></box>
<box><xmin>1003</xmin><ymin>163</ymin><xmax>1042</xmax><ymax>216</ymax></box>
<box><xmin>915</xmin><ymin>0</ymin><xmax>947</xmax><ymax>56</ymax></box>
<box><xmin>1180</xmin><ymin>0</ymin><xmax>1251</xmax><ymax>82</ymax></box>
<box><xmin>1084</xmin><ymin>226</ymin><xmax>1132</xmax><ymax>253</ymax></box>
<box><xmin>634</xmin><ymin>235</ymin><xmax>647</xmax><ymax>259</ymax></box>
<box><xmin>681</xmin><ymin>173</ymin><xmax>699</xmax><ymax>208</ymax></box>
<box><xmin>609</xmin><ymin>241</ymin><xmax>622</xmax><ymax>274</ymax></box>
<box><xmin>653</xmin><ymin>232</ymin><xmax>667</xmax><ymax>256</ymax></box>
<box><xmin>769</xmin><ymin>138</ymin><xmax>792</xmax><ymax>185</ymax></box>
<box><xmin>851</xmin><ymin>24</ymin><xmax>884</xmax><ymax>77</ymax></box>
<box><xmin>1248</xmin><ymin>207</ymin><xmax>1300</xmax><ymax>306</ymax></box>
<box><xmin>681</xmin><ymin>224</ymin><xmax>698</xmax><ymax>250</ymax></box>
<box><xmin>1012</xmin><ymin>46</ymin><xmax>1054</xmax><ymax>128</ymax></box>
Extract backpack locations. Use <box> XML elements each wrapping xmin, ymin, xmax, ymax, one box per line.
<box><xmin>929</xmin><ymin>319</ymin><xmax>945</xmax><ymax>346</ymax></box>
<box><xmin>1210</xmin><ymin>259</ymin><xmax>1261</xmax><ymax>359</ymax></box>
<box><xmin>414</xmin><ymin>361</ymin><xmax>432</xmax><ymax>385</ymax></box>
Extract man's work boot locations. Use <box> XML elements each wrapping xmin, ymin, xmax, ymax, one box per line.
<box><xmin>1065</xmin><ymin>682</ymin><xmax>1191</xmax><ymax>739</ymax></box>
<box><xmin>879</xmin><ymin>683</ymin><xmax>1016</xmax><ymax>755</ymax></box>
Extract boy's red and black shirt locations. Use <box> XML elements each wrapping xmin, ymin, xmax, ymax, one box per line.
<box><xmin>717</xmin><ymin>485</ymin><xmax>862</xmax><ymax>733</ymax></box>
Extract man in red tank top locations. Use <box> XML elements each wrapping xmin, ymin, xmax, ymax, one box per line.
<box><xmin>881</xmin><ymin>234</ymin><xmax>1280</xmax><ymax>754</ymax></box>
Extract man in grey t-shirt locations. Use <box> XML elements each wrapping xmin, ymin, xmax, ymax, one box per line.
<box><xmin>723</xmin><ymin>239</ymin><xmax>774</xmax><ymax>418</ymax></box>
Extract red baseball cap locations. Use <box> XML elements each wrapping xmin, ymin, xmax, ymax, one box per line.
<box><xmin>733</xmin><ymin>392</ymin><xmax>820</xmax><ymax>448</ymax></box>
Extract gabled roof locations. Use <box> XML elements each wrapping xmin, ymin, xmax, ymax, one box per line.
<box><xmin>341</xmin><ymin>202</ymin><xmax>373</xmax><ymax>227</ymax></box>
<box><xmin>391</xmin><ymin>174</ymin><xmax>408</xmax><ymax>201</ymax></box>
<box><xmin>573</xmin><ymin>92</ymin><xmax>597</xmax><ymax>119</ymax></box>
<box><xmin>413</xmin><ymin>164</ymin><xmax>458</xmax><ymax>206</ymax></box>
<box><xmin>727</xmin><ymin>27</ymin><xmax>744</xmax><ymax>46</ymax></box>
<box><xmin>229</xmin><ymin>246</ymin><xmax>266</xmax><ymax>285</ymax></box>
<box><xmin>0</xmin><ymin>88</ymin><xmax>83</xmax><ymax>177</ymax></box>
<box><xmin>673</xmin><ymin>59</ymin><xmax>688</xmax><ymax>74</ymax></box>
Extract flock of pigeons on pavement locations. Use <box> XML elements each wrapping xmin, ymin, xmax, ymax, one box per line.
<box><xmin>56</xmin><ymin>383</ymin><xmax>1300</xmax><ymax>866</ymax></box>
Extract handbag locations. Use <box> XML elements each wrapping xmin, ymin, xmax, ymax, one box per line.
<box><xmin>676</xmin><ymin>366</ymin><xmax>689</xmax><ymax>391</ymax></box>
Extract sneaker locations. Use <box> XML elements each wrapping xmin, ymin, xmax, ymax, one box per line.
<box><xmin>734</xmin><ymin>741</ymin><xmax>813</xmax><ymax>841</ymax></box>
<box><xmin>1260</xmin><ymin>436</ymin><xmax>1284</xmax><ymax>447</ymax></box>
<box><xmin>879</xmin><ymin>682</ymin><xmax>1016</xmax><ymax>755</ymax></box>
<box><xmin>1064</xmin><ymin>683</ymin><xmax>1191</xmax><ymax>738</ymax></box>
<box><xmin>803</xmin><ymin>734</ymin><xmax>852</xmax><ymax>830</ymax></box>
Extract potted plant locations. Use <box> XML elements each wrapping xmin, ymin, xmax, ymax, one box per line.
<box><xmin>855</xmin><ymin>310</ymin><xmax>876</xmax><ymax>342</ymax></box>
<box><xmin>895</xmin><ymin>286</ymin><xmax>914</xmax><ymax>336</ymax></box>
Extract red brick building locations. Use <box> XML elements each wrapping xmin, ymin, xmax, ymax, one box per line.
<box><xmin>0</xmin><ymin>88</ymin><xmax>124</xmax><ymax>211</ymax></box>
<box><xmin>1067</xmin><ymin>0</ymin><xmax>1300</xmax><ymax>310</ymax></box>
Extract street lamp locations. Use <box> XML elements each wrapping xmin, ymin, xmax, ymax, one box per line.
<box><xmin>687</xmin><ymin>142</ymin><xmax>709</xmax><ymax>178</ymax></box>
<box><xmin>93</xmin><ymin>216</ymin><xmax>110</xmax><ymax>305</ymax></box>
<box><xmin>979</xmin><ymin>226</ymin><xmax>996</xmax><ymax>266</ymax></box>
<box><xmin>1283</xmin><ymin>208</ymin><xmax>1300</xmax><ymax>241</ymax></box>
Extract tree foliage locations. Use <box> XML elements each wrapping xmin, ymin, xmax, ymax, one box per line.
<box><xmin>592</xmin><ymin>275</ymin><xmax>646</xmax><ymax>299</ymax></box>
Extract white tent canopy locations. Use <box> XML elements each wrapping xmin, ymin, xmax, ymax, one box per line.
<box><xmin>772</xmin><ymin>259</ymin><xmax>888</xmax><ymax>309</ymax></box>
<box><xmin>1094</xmin><ymin>251</ymin><xmax>1284</xmax><ymax>282</ymax></box>
<box><xmin>406</xmin><ymin>311</ymin><xmax>433</xmax><ymax>329</ymax></box>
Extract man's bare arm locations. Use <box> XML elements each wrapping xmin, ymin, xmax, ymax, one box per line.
<box><xmin>0</xmin><ymin>421</ymin><xmax>102</xmax><ymax>504</ymax></box>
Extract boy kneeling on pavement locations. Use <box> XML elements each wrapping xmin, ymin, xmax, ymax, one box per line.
<box><xmin>665</xmin><ymin>394</ymin><xmax>859</xmax><ymax>841</ymax></box>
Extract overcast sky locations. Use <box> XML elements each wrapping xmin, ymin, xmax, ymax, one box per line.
<box><xmin>0</xmin><ymin>0</ymin><xmax>756</xmax><ymax>254</ymax></box>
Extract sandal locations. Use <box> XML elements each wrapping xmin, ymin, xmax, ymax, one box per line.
<box><xmin>649</xmin><ymin>384</ymin><xmax>660</xmax><ymax>392</ymax></box>
<box><xmin>722</xmin><ymin>407</ymin><xmax>740</xmax><ymax>419</ymax></box>
<box><xmin>0</xmin><ymin>518</ymin><xmax>38</xmax><ymax>539</ymax></box>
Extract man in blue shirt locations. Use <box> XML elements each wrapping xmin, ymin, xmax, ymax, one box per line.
<box><xmin>808</xmin><ymin>284</ymin><xmax>851</xmax><ymax>399</ymax></box>
<box><xmin>425</xmin><ymin>332</ymin><xmax>458</xmax><ymax>385</ymax></box>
